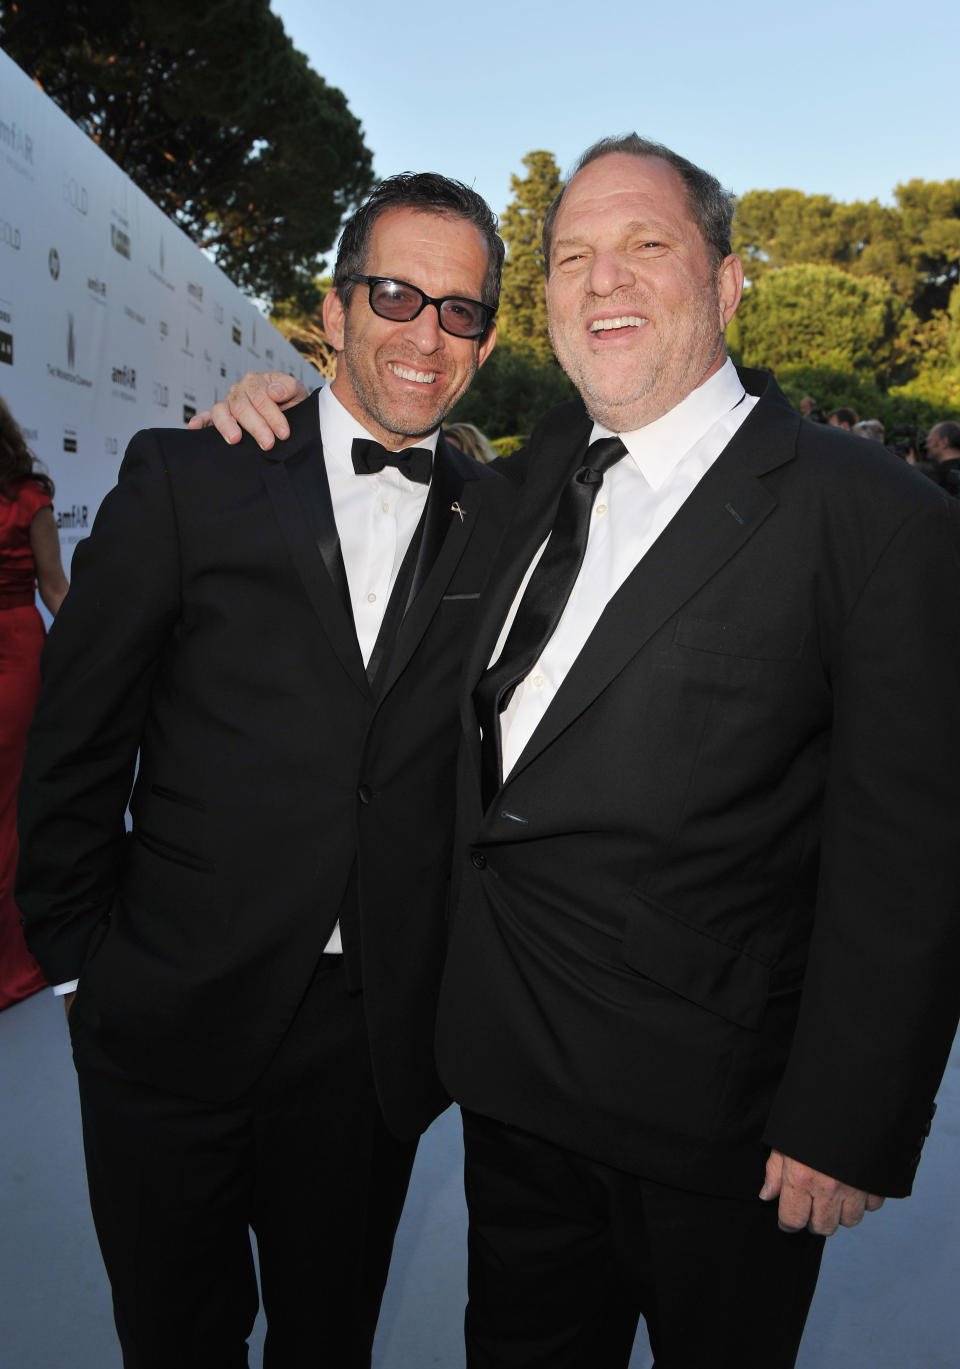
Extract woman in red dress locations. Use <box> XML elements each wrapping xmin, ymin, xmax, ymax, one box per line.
<box><xmin>0</xmin><ymin>395</ymin><xmax>68</xmax><ymax>1010</ymax></box>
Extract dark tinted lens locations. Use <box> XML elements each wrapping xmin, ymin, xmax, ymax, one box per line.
<box><xmin>438</xmin><ymin>298</ymin><xmax>488</xmax><ymax>337</ymax></box>
<box><xmin>369</xmin><ymin>279</ymin><xmax>422</xmax><ymax>320</ymax></box>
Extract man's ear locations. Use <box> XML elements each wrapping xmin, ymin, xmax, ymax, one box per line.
<box><xmin>718</xmin><ymin>254</ymin><xmax>744</xmax><ymax>327</ymax></box>
<box><xmin>322</xmin><ymin>288</ymin><xmax>347</xmax><ymax>352</ymax></box>
<box><xmin>477</xmin><ymin>322</ymin><xmax>497</xmax><ymax>370</ymax></box>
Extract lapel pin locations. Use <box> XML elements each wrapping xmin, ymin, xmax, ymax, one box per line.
<box><xmin>451</xmin><ymin>501</ymin><xmax>465</xmax><ymax>523</ymax></box>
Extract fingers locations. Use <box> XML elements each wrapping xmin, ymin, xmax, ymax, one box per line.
<box><xmin>759</xmin><ymin>1148</ymin><xmax>784</xmax><ymax>1201</ymax></box>
<box><xmin>188</xmin><ymin>373</ymin><xmax>306</xmax><ymax>450</ymax></box>
<box><xmin>186</xmin><ymin>411</ymin><xmax>212</xmax><ymax>430</ymax></box>
<box><xmin>764</xmin><ymin>1153</ymin><xmax>885</xmax><ymax>1237</ymax></box>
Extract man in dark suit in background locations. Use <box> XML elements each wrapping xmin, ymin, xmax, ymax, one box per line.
<box><xmin>433</xmin><ymin>136</ymin><xmax>960</xmax><ymax>1368</ymax></box>
<box><xmin>17</xmin><ymin>173</ymin><xmax>510</xmax><ymax>1368</ymax></box>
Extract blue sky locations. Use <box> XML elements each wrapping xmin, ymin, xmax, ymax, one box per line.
<box><xmin>272</xmin><ymin>0</ymin><xmax>957</xmax><ymax>241</ymax></box>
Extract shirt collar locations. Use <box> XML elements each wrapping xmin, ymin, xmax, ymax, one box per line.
<box><xmin>317</xmin><ymin>382</ymin><xmax>440</xmax><ymax>482</ymax></box>
<box><xmin>590</xmin><ymin>358</ymin><xmax>746</xmax><ymax>491</ymax></box>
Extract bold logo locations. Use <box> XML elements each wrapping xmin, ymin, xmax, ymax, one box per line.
<box><xmin>183</xmin><ymin>402</ymin><xmax>196</xmax><ymax>423</ymax></box>
<box><xmin>63</xmin><ymin>175</ymin><xmax>88</xmax><ymax>216</ymax></box>
<box><xmin>111</xmin><ymin>224</ymin><xmax>131</xmax><ymax>259</ymax></box>
<box><xmin>231</xmin><ymin>323</ymin><xmax>242</xmax><ymax>346</ymax></box>
<box><xmin>87</xmin><ymin>277</ymin><xmax>107</xmax><ymax>297</ymax></box>
<box><xmin>111</xmin><ymin>365</ymin><xmax>137</xmax><ymax>389</ymax></box>
<box><xmin>63</xmin><ymin>429</ymin><xmax>78</xmax><ymax>453</ymax></box>
<box><xmin>0</xmin><ymin>330</ymin><xmax>12</xmax><ymax>366</ymax></box>
<box><xmin>49</xmin><ymin>248</ymin><xmax>60</xmax><ymax>278</ymax></box>
<box><xmin>1</xmin><ymin>218</ymin><xmax>21</xmax><ymax>250</ymax></box>
<box><xmin>67</xmin><ymin>314</ymin><xmax>76</xmax><ymax>371</ymax></box>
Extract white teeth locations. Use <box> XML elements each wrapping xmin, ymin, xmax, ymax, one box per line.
<box><xmin>389</xmin><ymin>362</ymin><xmax>437</xmax><ymax>383</ymax></box>
<box><xmin>589</xmin><ymin>316</ymin><xmax>646</xmax><ymax>332</ymax></box>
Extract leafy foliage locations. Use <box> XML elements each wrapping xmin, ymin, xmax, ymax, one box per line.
<box><xmin>0</xmin><ymin>0</ymin><xmax>374</xmax><ymax>309</ymax></box>
<box><xmin>497</xmin><ymin>151</ymin><xmax>563</xmax><ymax>362</ymax></box>
<box><xmin>445</xmin><ymin>341</ymin><xmax>576</xmax><ymax>440</ymax></box>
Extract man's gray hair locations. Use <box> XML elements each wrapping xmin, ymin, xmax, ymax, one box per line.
<box><xmin>541</xmin><ymin>134</ymin><xmax>735</xmax><ymax>274</ymax></box>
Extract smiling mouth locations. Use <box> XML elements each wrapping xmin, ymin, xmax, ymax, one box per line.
<box><xmin>588</xmin><ymin>316</ymin><xmax>647</xmax><ymax>332</ymax></box>
<box><xmin>389</xmin><ymin>362</ymin><xmax>438</xmax><ymax>384</ymax></box>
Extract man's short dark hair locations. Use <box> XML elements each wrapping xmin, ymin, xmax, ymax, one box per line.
<box><xmin>828</xmin><ymin>407</ymin><xmax>859</xmax><ymax>429</ymax></box>
<box><xmin>541</xmin><ymin>134</ymin><xmax>735</xmax><ymax>275</ymax></box>
<box><xmin>932</xmin><ymin>420</ymin><xmax>960</xmax><ymax>452</ymax></box>
<box><xmin>333</xmin><ymin>173</ymin><xmax>504</xmax><ymax>315</ymax></box>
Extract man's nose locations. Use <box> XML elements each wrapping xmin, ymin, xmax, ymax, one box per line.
<box><xmin>588</xmin><ymin>251</ymin><xmax>635</xmax><ymax>297</ymax></box>
<box><xmin>402</xmin><ymin>303</ymin><xmax>444</xmax><ymax>352</ymax></box>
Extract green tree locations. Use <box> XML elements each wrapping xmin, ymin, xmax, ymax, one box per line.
<box><xmin>498</xmin><ymin>150</ymin><xmax>563</xmax><ymax>361</ymax></box>
<box><xmin>0</xmin><ymin>0</ymin><xmax>374</xmax><ymax>309</ymax></box>
<box><xmin>445</xmin><ymin>341</ymin><xmax>576</xmax><ymax>440</ymax></box>
<box><xmin>736</xmin><ymin>263</ymin><xmax>909</xmax><ymax>383</ymax></box>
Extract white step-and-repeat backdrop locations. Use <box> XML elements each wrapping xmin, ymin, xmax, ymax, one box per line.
<box><xmin>1</xmin><ymin>46</ymin><xmax>321</xmax><ymax>569</ymax></box>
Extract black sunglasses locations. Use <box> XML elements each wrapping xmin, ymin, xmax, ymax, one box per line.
<box><xmin>348</xmin><ymin>274</ymin><xmax>495</xmax><ymax>339</ymax></box>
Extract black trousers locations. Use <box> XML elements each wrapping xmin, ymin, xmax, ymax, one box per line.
<box><xmin>74</xmin><ymin>958</ymin><xmax>417</xmax><ymax>1369</ymax></box>
<box><xmin>461</xmin><ymin>1109</ymin><xmax>825</xmax><ymax>1369</ymax></box>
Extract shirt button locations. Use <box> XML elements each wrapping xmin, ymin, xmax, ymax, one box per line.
<box><xmin>595</xmin><ymin>503</ymin><xmax>607</xmax><ymax>516</ymax></box>
<box><xmin>381</xmin><ymin>502</ymin><xmax>390</xmax><ymax>513</ymax></box>
<box><xmin>532</xmin><ymin>674</ymin><xmax>544</xmax><ymax>689</ymax></box>
<box><xmin>357</xmin><ymin>784</ymin><xmax>372</xmax><ymax>804</ymax></box>
<box><xmin>367</xmin><ymin>592</ymin><xmax>377</xmax><ymax>603</ymax></box>
<box><xmin>471</xmin><ymin>852</ymin><xmax>487</xmax><ymax>870</ymax></box>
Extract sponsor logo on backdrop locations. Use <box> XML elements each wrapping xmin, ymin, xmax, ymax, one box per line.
<box><xmin>182</xmin><ymin>328</ymin><xmax>193</xmax><ymax>358</ymax></box>
<box><xmin>153</xmin><ymin>380</ymin><xmax>170</xmax><ymax>410</ymax></box>
<box><xmin>46</xmin><ymin>312</ymin><xmax>93</xmax><ymax>387</ymax></box>
<box><xmin>63</xmin><ymin>428</ymin><xmax>78</xmax><ymax>453</ymax></box>
<box><xmin>48</xmin><ymin>248</ymin><xmax>60</xmax><ymax>278</ymax></box>
<box><xmin>0</xmin><ymin>116</ymin><xmax>34</xmax><ymax>178</ymax></box>
<box><xmin>214</xmin><ymin>302</ymin><xmax>224</xmax><ymax>325</ymax></box>
<box><xmin>111</xmin><ymin>364</ymin><xmax>137</xmax><ymax>402</ymax></box>
<box><xmin>149</xmin><ymin>235</ymin><xmax>175</xmax><ymax>291</ymax></box>
<box><xmin>159</xmin><ymin>319</ymin><xmax>168</xmax><ymax>340</ymax></box>
<box><xmin>0</xmin><ymin>301</ymin><xmax>12</xmax><ymax>366</ymax></box>
<box><xmin>187</xmin><ymin>281</ymin><xmax>203</xmax><ymax>313</ymax></box>
<box><xmin>111</xmin><ymin>222</ymin><xmax>131</xmax><ymax>260</ymax></box>
<box><xmin>183</xmin><ymin>390</ymin><xmax>197</xmax><ymax>423</ymax></box>
<box><xmin>104</xmin><ymin>435</ymin><xmax>119</xmax><ymax>457</ymax></box>
<box><xmin>87</xmin><ymin>276</ymin><xmax>107</xmax><ymax>304</ymax></box>
<box><xmin>231</xmin><ymin>319</ymin><xmax>242</xmax><ymax>346</ymax></box>
<box><xmin>1</xmin><ymin>217</ymin><xmax>21</xmax><ymax>251</ymax></box>
<box><xmin>63</xmin><ymin>175</ymin><xmax>89</xmax><ymax>216</ymax></box>
<box><xmin>219</xmin><ymin>361</ymin><xmax>227</xmax><ymax>378</ymax></box>
<box><xmin>56</xmin><ymin>504</ymin><xmax>91</xmax><ymax>543</ymax></box>
<box><xmin>125</xmin><ymin>304</ymin><xmax>146</xmax><ymax>326</ymax></box>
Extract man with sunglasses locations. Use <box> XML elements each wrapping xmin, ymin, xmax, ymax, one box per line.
<box><xmin>17</xmin><ymin>173</ymin><xmax>509</xmax><ymax>1368</ymax></box>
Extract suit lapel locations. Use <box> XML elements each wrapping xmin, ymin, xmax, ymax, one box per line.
<box><xmin>488</xmin><ymin>371</ymin><xmax>801</xmax><ymax>790</ymax></box>
<box><xmin>261</xmin><ymin>394</ymin><xmax>370</xmax><ymax>699</ymax></box>
<box><xmin>377</xmin><ymin>436</ymin><xmax>486</xmax><ymax>697</ymax></box>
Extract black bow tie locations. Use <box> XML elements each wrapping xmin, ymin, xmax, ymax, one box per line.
<box><xmin>351</xmin><ymin>438</ymin><xmax>432</xmax><ymax>486</ymax></box>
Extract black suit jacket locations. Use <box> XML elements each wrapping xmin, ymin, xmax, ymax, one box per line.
<box><xmin>18</xmin><ymin>393</ymin><xmax>514</xmax><ymax>1140</ymax></box>
<box><xmin>437</xmin><ymin>368</ymin><xmax>960</xmax><ymax>1197</ymax></box>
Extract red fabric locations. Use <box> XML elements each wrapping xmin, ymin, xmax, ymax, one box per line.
<box><xmin>0</xmin><ymin>480</ymin><xmax>50</xmax><ymax>1008</ymax></box>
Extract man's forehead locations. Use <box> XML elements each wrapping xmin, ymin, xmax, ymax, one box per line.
<box><xmin>556</xmin><ymin>153</ymin><xmax>692</xmax><ymax>231</ymax></box>
<box><xmin>363</xmin><ymin>207</ymin><xmax>487</xmax><ymax>285</ymax></box>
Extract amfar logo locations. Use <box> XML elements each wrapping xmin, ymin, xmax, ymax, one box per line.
<box><xmin>1</xmin><ymin>217</ymin><xmax>21</xmax><ymax>251</ymax></box>
<box><xmin>111</xmin><ymin>224</ymin><xmax>131</xmax><ymax>259</ymax></box>
<box><xmin>112</xmin><ymin>365</ymin><xmax>137</xmax><ymax>389</ymax></box>
<box><xmin>0</xmin><ymin>117</ymin><xmax>34</xmax><ymax>165</ymax></box>
<box><xmin>63</xmin><ymin>175</ymin><xmax>89</xmax><ymax>216</ymax></box>
<box><xmin>49</xmin><ymin>248</ymin><xmax>60</xmax><ymax>279</ymax></box>
<box><xmin>56</xmin><ymin>504</ymin><xmax>90</xmax><ymax>531</ymax></box>
<box><xmin>87</xmin><ymin>276</ymin><xmax>107</xmax><ymax>300</ymax></box>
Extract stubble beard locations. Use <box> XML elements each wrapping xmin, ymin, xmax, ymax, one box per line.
<box><xmin>343</xmin><ymin>331</ymin><xmax>478</xmax><ymax>444</ymax></box>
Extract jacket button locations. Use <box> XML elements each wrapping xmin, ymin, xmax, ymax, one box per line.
<box><xmin>357</xmin><ymin>784</ymin><xmax>372</xmax><ymax>804</ymax></box>
<box><xmin>471</xmin><ymin>852</ymin><xmax>487</xmax><ymax>869</ymax></box>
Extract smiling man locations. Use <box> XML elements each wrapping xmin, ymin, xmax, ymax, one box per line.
<box><xmin>17</xmin><ymin>173</ymin><xmax>510</xmax><ymax>1368</ymax></box>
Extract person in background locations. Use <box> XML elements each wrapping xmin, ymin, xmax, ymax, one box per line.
<box><xmin>853</xmin><ymin>418</ymin><xmax>885</xmax><ymax>443</ymax></box>
<box><xmin>827</xmin><ymin>406</ymin><xmax>858</xmax><ymax>429</ymax></box>
<box><xmin>0</xmin><ymin>395</ymin><xmax>67</xmax><ymax>1011</ymax></box>
<box><xmin>444</xmin><ymin>421</ymin><xmax>498</xmax><ymax>463</ymax></box>
<box><xmin>926</xmin><ymin>420</ymin><xmax>960</xmax><ymax>495</ymax></box>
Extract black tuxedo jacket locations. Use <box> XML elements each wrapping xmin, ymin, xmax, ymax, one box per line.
<box><xmin>18</xmin><ymin>393</ymin><xmax>514</xmax><ymax>1140</ymax></box>
<box><xmin>437</xmin><ymin>368</ymin><xmax>960</xmax><ymax>1198</ymax></box>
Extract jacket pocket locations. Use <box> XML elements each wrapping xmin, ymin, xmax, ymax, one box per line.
<box><xmin>135</xmin><ymin>827</ymin><xmax>214</xmax><ymax>873</ymax></box>
<box><xmin>622</xmin><ymin>892</ymin><xmax>770</xmax><ymax>1030</ymax></box>
<box><xmin>674</xmin><ymin>615</ymin><xmax>804</xmax><ymax>662</ymax></box>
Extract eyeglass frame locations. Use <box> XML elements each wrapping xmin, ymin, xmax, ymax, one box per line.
<box><xmin>347</xmin><ymin>273</ymin><xmax>496</xmax><ymax>340</ymax></box>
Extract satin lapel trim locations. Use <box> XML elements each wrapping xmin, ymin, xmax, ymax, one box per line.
<box><xmin>261</xmin><ymin>459</ymin><xmax>369</xmax><ymax>699</ymax></box>
<box><xmin>378</xmin><ymin>438</ymin><xmax>480</xmax><ymax>698</ymax></box>
<box><xmin>505</xmin><ymin>457</ymin><xmax>780</xmax><ymax>788</ymax></box>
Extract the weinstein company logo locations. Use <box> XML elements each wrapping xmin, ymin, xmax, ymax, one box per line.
<box><xmin>46</xmin><ymin>312</ymin><xmax>93</xmax><ymax>387</ymax></box>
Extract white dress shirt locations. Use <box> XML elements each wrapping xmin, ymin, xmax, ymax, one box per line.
<box><xmin>494</xmin><ymin>359</ymin><xmax>758</xmax><ymax>779</ymax></box>
<box><xmin>54</xmin><ymin>385</ymin><xmax>437</xmax><ymax>990</ymax></box>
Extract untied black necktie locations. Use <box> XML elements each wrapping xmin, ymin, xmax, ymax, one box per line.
<box><xmin>351</xmin><ymin>437</ymin><xmax>432</xmax><ymax>485</ymax></box>
<box><xmin>474</xmin><ymin>435</ymin><xmax>628</xmax><ymax>808</ymax></box>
